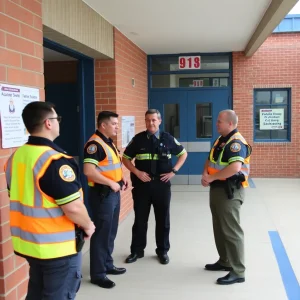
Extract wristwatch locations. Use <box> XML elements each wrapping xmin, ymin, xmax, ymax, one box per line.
<box><xmin>172</xmin><ymin>168</ymin><xmax>178</xmax><ymax>174</ymax></box>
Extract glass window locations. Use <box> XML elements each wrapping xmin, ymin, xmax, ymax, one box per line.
<box><xmin>164</xmin><ymin>104</ymin><xmax>180</xmax><ymax>138</ymax></box>
<box><xmin>255</xmin><ymin>91</ymin><xmax>270</xmax><ymax>104</ymax></box>
<box><xmin>151</xmin><ymin>55</ymin><xmax>229</xmax><ymax>72</ymax></box>
<box><xmin>196</xmin><ymin>103</ymin><xmax>212</xmax><ymax>138</ymax></box>
<box><xmin>152</xmin><ymin>73</ymin><xmax>229</xmax><ymax>88</ymax></box>
<box><xmin>272</xmin><ymin>91</ymin><xmax>288</xmax><ymax>104</ymax></box>
<box><xmin>254</xmin><ymin>89</ymin><xmax>291</xmax><ymax>142</ymax></box>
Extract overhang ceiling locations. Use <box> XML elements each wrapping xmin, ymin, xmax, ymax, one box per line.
<box><xmin>82</xmin><ymin>0</ymin><xmax>266</xmax><ymax>54</ymax></box>
<box><xmin>43</xmin><ymin>47</ymin><xmax>77</xmax><ymax>62</ymax></box>
<box><xmin>82</xmin><ymin>0</ymin><xmax>298</xmax><ymax>55</ymax></box>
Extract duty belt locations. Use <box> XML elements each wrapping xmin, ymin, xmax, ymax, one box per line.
<box><xmin>150</xmin><ymin>175</ymin><xmax>161</xmax><ymax>181</ymax></box>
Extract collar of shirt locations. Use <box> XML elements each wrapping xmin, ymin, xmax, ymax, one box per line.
<box><xmin>95</xmin><ymin>130</ymin><xmax>113</xmax><ymax>143</ymax></box>
<box><xmin>146</xmin><ymin>130</ymin><xmax>160</xmax><ymax>140</ymax></box>
<box><xmin>219</xmin><ymin>128</ymin><xmax>238</xmax><ymax>144</ymax></box>
<box><xmin>27</xmin><ymin>136</ymin><xmax>67</xmax><ymax>153</ymax></box>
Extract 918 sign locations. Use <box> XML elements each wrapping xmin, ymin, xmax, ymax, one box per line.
<box><xmin>179</xmin><ymin>56</ymin><xmax>201</xmax><ymax>70</ymax></box>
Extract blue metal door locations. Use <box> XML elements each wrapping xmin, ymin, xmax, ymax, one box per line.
<box><xmin>45</xmin><ymin>83</ymin><xmax>80</xmax><ymax>157</ymax></box>
<box><xmin>187</xmin><ymin>89</ymin><xmax>229</xmax><ymax>184</ymax></box>
<box><xmin>150</xmin><ymin>90</ymin><xmax>189</xmax><ymax>176</ymax></box>
<box><xmin>150</xmin><ymin>88</ymin><xmax>229</xmax><ymax>184</ymax></box>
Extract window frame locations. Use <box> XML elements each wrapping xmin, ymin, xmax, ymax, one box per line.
<box><xmin>253</xmin><ymin>88</ymin><xmax>291</xmax><ymax>142</ymax></box>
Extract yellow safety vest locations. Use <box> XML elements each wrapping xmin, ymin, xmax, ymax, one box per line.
<box><xmin>5</xmin><ymin>145</ymin><xmax>82</xmax><ymax>259</ymax></box>
<box><xmin>207</xmin><ymin>132</ymin><xmax>251</xmax><ymax>188</ymax></box>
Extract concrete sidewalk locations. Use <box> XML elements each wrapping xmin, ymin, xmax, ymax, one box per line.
<box><xmin>77</xmin><ymin>179</ymin><xmax>300</xmax><ymax>300</ymax></box>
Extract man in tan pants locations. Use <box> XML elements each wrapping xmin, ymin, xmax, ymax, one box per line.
<box><xmin>202</xmin><ymin>110</ymin><xmax>251</xmax><ymax>285</ymax></box>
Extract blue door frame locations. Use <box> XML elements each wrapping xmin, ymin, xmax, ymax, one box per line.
<box><xmin>43</xmin><ymin>38</ymin><xmax>95</xmax><ymax>208</ymax></box>
<box><xmin>148</xmin><ymin>53</ymin><xmax>232</xmax><ymax>184</ymax></box>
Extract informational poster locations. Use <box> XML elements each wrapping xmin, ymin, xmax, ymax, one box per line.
<box><xmin>0</xmin><ymin>84</ymin><xmax>39</xmax><ymax>148</ymax></box>
<box><xmin>260</xmin><ymin>109</ymin><xmax>284</xmax><ymax>130</ymax></box>
<box><xmin>274</xmin><ymin>94</ymin><xmax>284</xmax><ymax>103</ymax></box>
<box><xmin>122</xmin><ymin>116</ymin><xmax>135</xmax><ymax>148</ymax></box>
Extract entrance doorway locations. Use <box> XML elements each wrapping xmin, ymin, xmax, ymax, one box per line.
<box><xmin>43</xmin><ymin>38</ymin><xmax>95</xmax><ymax>206</ymax></box>
<box><xmin>44</xmin><ymin>48</ymin><xmax>80</xmax><ymax>160</ymax></box>
<box><xmin>148</xmin><ymin>54</ymin><xmax>232</xmax><ymax>184</ymax></box>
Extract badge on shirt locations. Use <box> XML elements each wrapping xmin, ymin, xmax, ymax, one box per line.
<box><xmin>59</xmin><ymin>165</ymin><xmax>76</xmax><ymax>182</ymax></box>
<box><xmin>230</xmin><ymin>142</ymin><xmax>241</xmax><ymax>152</ymax></box>
<box><xmin>174</xmin><ymin>138</ymin><xmax>181</xmax><ymax>145</ymax></box>
<box><xmin>87</xmin><ymin>144</ymin><xmax>97</xmax><ymax>154</ymax></box>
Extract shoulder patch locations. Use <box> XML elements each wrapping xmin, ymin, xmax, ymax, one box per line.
<box><xmin>230</xmin><ymin>142</ymin><xmax>241</xmax><ymax>153</ymax></box>
<box><xmin>174</xmin><ymin>138</ymin><xmax>181</xmax><ymax>146</ymax></box>
<box><xmin>59</xmin><ymin>165</ymin><xmax>76</xmax><ymax>182</ymax></box>
<box><xmin>87</xmin><ymin>144</ymin><xmax>97</xmax><ymax>154</ymax></box>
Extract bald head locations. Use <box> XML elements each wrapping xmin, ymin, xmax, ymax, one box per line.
<box><xmin>217</xmin><ymin>110</ymin><xmax>239</xmax><ymax>136</ymax></box>
<box><xmin>221</xmin><ymin>110</ymin><xmax>238</xmax><ymax>126</ymax></box>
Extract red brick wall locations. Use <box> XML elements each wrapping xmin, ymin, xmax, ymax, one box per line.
<box><xmin>233</xmin><ymin>33</ymin><xmax>300</xmax><ymax>178</ymax></box>
<box><xmin>94</xmin><ymin>28</ymin><xmax>148</xmax><ymax>220</ymax></box>
<box><xmin>0</xmin><ymin>1</ymin><xmax>43</xmax><ymax>299</ymax></box>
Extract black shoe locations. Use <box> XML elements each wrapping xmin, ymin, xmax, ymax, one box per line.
<box><xmin>157</xmin><ymin>254</ymin><xmax>169</xmax><ymax>265</ymax></box>
<box><xmin>91</xmin><ymin>276</ymin><xmax>115</xmax><ymax>289</ymax></box>
<box><xmin>125</xmin><ymin>253</ymin><xmax>144</xmax><ymax>263</ymax></box>
<box><xmin>205</xmin><ymin>262</ymin><xmax>232</xmax><ymax>271</ymax></box>
<box><xmin>217</xmin><ymin>272</ymin><xmax>245</xmax><ymax>285</ymax></box>
<box><xmin>106</xmin><ymin>266</ymin><xmax>126</xmax><ymax>275</ymax></box>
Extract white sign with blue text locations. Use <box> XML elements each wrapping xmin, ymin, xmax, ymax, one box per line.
<box><xmin>0</xmin><ymin>83</ymin><xmax>39</xmax><ymax>148</ymax></box>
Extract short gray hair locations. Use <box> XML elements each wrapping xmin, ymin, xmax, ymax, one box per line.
<box><xmin>220</xmin><ymin>109</ymin><xmax>238</xmax><ymax>126</ymax></box>
<box><xmin>145</xmin><ymin>109</ymin><xmax>161</xmax><ymax>119</ymax></box>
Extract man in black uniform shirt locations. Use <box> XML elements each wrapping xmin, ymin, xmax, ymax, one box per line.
<box><xmin>5</xmin><ymin>102</ymin><xmax>95</xmax><ymax>300</ymax></box>
<box><xmin>83</xmin><ymin>111</ymin><xmax>128</xmax><ymax>289</ymax></box>
<box><xmin>122</xmin><ymin>109</ymin><xmax>187</xmax><ymax>265</ymax></box>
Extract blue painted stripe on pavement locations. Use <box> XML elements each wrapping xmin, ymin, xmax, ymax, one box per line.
<box><xmin>248</xmin><ymin>178</ymin><xmax>256</xmax><ymax>188</ymax></box>
<box><xmin>269</xmin><ymin>231</ymin><xmax>300</xmax><ymax>300</ymax></box>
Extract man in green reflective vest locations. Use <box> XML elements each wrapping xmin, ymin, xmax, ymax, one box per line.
<box><xmin>202</xmin><ymin>109</ymin><xmax>251</xmax><ymax>285</ymax></box>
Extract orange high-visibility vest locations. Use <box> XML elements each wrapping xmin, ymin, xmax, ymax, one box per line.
<box><xmin>207</xmin><ymin>132</ymin><xmax>251</xmax><ymax>188</ymax></box>
<box><xmin>5</xmin><ymin>145</ymin><xmax>81</xmax><ymax>259</ymax></box>
<box><xmin>85</xmin><ymin>134</ymin><xmax>123</xmax><ymax>187</ymax></box>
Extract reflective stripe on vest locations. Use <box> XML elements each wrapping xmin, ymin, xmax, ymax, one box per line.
<box><xmin>5</xmin><ymin>145</ymin><xmax>79</xmax><ymax>259</ymax></box>
<box><xmin>86</xmin><ymin>135</ymin><xmax>123</xmax><ymax>187</ymax></box>
<box><xmin>135</xmin><ymin>153</ymin><xmax>171</xmax><ymax>160</ymax></box>
<box><xmin>208</xmin><ymin>132</ymin><xmax>251</xmax><ymax>188</ymax></box>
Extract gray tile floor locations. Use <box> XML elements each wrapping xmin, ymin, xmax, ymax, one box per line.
<box><xmin>77</xmin><ymin>179</ymin><xmax>300</xmax><ymax>300</ymax></box>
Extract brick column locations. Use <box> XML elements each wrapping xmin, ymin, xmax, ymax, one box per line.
<box><xmin>94</xmin><ymin>28</ymin><xmax>148</xmax><ymax>221</ymax></box>
<box><xmin>0</xmin><ymin>1</ymin><xmax>44</xmax><ymax>299</ymax></box>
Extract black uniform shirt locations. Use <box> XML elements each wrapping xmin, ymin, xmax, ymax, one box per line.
<box><xmin>212</xmin><ymin>129</ymin><xmax>248</xmax><ymax>164</ymax></box>
<box><xmin>123</xmin><ymin>131</ymin><xmax>186</xmax><ymax>187</ymax></box>
<box><xmin>123</xmin><ymin>131</ymin><xmax>186</xmax><ymax>162</ymax></box>
<box><xmin>83</xmin><ymin>130</ymin><xmax>118</xmax><ymax>166</ymax></box>
<box><xmin>27</xmin><ymin>136</ymin><xmax>82</xmax><ymax>206</ymax></box>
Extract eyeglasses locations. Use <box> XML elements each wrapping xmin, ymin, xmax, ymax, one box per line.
<box><xmin>47</xmin><ymin>116</ymin><xmax>62</xmax><ymax>123</ymax></box>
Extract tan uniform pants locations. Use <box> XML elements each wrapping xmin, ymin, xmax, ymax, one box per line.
<box><xmin>209</xmin><ymin>183</ymin><xmax>245</xmax><ymax>277</ymax></box>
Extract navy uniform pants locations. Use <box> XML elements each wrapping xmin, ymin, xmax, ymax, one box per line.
<box><xmin>130</xmin><ymin>179</ymin><xmax>171</xmax><ymax>256</ymax></box>
<box><xmin>26</xmin><ymin>252</ymin><xmax>82</xmax><ymax>300</ymax></box>
<box><xmin>89</xmin><ymin>187</ymin><xmax>120</xmax><ymax>280</ymax></box>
